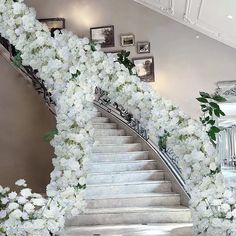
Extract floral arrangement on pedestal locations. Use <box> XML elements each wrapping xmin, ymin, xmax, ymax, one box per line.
<box><xmin>0</xmin><ymin>0</ymin><xmax>236</xmax><ymax>235</ymax></box>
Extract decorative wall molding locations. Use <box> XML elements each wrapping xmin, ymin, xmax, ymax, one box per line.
<box><xmin>134</xmin><ymin>0</ymin><xmax>236</xmax><ymax>49</ymax></box>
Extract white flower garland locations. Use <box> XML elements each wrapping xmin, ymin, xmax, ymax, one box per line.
<box><xmin>0</xmin><ymin>0</ymin><xmax>236</xmax><ymax>235</ymax></box>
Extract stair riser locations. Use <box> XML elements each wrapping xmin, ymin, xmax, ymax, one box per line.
<box><xmin>86</xmin><ymin>196</ymin><xmax>180</xmax><ymax>208</ymax></box>
<box><xmin>95</xmin><ymin>112</ymin><xmax>102</xmax><ymax>117</ymax></box>
<box><xmin>87</xmin><ymin>161</ymin><xmax>157</xmax><ymax>173</ymax></box>
<box><xmin>94</xmin><ymin>136</ymin><xmax>133</xmax><ymax>144</ymax></box>
<box><xmin>94</xmin><ymin>129</ymin><xmax>125</xmax><ymax>136</ymax></box>
<box><xmin>87</xmin><ymin>171</ymin><xmax>164</xmax><ymax>184</ymax></box>
<box><xmin>67</xmin><ymin>211</ymin><xmax>192</xmax><ymax>226</ymax></box>
<box><xmin>93</xmin><ymin>123</ymin><xmax>117</xmax><ymax>129</ymax></box>
<box><xmin>90</xmin><ymin>152</ymin><xmax>149</xmax><ymax>162</ymax></box>
<box><xmin>92</xmin><ymin>117</ymin><xmax>109</xmax><ymax>123</ymax></box>
<box><xmin>92</xmin><ymin>144</ymin><xmax>142</xmax><ymax>153</ymax></box>
<box><xmin>85</xmin><ymin>182</ymin><xmax>171</xmax><ymax>196</ymax></box>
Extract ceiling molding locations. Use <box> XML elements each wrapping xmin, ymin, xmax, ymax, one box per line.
<box><xmin>134</xmin><ymin>0</ymin><xmax>236</xmax><ymax>49</ymax></box>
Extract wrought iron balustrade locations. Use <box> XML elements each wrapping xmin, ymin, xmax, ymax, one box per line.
<box><xmin>0</xmin><ymin>34</ymin><xmax>55</xmax><ymax>115</ymax></box>
<box><xmin>94</xmin><ymin>87</ymin><xmax>187</xmax><ymax>194</ymax></box>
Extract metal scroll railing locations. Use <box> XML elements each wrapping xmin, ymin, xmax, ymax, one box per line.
<box><xmin>94</xmin><ymin>87</ymin><xmax>188</xmax><ymax>195</ymax></box>
<box><xmin>0</xmin><ymin>34</ymin><xmax>56</xmax><ymax>115</ymax></box>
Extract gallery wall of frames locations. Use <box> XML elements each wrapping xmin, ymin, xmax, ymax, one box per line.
<box><xmin>39</xmin><ymin>18</ymin><xmax>155</xmax><ymax>82</ymax></box>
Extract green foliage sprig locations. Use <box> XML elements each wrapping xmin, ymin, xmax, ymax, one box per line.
<box><xmin>117</xmin><ymin>50</ymin><xmax>135</xmax><ymax>75</ymax></box>
<box><xmin>12</xmin><ymin>50</ymin><xmax>22</xmax><ymax>68</ymax></box>
<box><xmin>197</xmin><ymin>92</ymin><xmax>226</xmax><ymax>144</ymax></box>
<box><xmin>43</xmin><ymin>129</ymin><xmax>58</xmax><ymax>142</ymax></box>
<box><xmin>158</xmin><ymin>130</ymin><xmax>170</xmax><ymax>151</ymax></box>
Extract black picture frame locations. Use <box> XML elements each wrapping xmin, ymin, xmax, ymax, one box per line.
<box><xmin>133</xmin><ymin>56</ymin><xmax>155</xmax><ymax>82</ymax></box>
<box><xmin>137</xmin><ymin>41</ymin><xmax>150</xmax><ymax>54</ymax></box>
<box><xmin>90</xmin><ymin>25</ymin><xmax>115</xmax><ymax>48</ymax></box>
<box><xmin>120</xmin><ymin>34</ymin><xmax>135</xmax><ymax>47</ymax></box>
<box><xmin>38</xmin><ymin>18</ymin><xmax>66</xmax><ymax>36</ymax></box>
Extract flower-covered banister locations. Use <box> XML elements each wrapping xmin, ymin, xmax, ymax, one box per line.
<box><xmin>0</xmin><ymin>0</ymin><xmax>236</xmax><ymax>235</ymax></box>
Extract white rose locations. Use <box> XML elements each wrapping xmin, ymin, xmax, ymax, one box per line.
<box><xmin>24</xmin><ymin>202</ymin><xmax>35</xmax><ymax>214</ymax></box>
<box><xmin>232</xmin><ymin>209</ymin><xmax>236</xmax><ymax>218</ymax></box>
<box><xmin>78</xmin><ymin>177</ymin><xmax>86</xmax><ymax>186</ymax></box>
<box><xmin>31</xmin><ymin>198</ymin><xmax>45</xmax><ymax>206</ymax></box>
<box><xmin>15</xmin><ymin>179</ymin><xmax>27</xmax><ymax>187</ymax></box>
<box><xmin>209</xmin><ymin>162</ymin><xmax>217</xmax><ymax>171</ymax></box>
<box><xmin>8</xmin><ymin>202</ymin><xmax>19</xmax><ymax>211</ymax></box>
<box><xmin>18</xmin><ymin>196</ymin><xmax>27</xmax><ymax>204</ymax></box>
<box><xmin>10</xmin><ymin>209</ymin><xmax>22</xmax><ymax>219</ymax></box>
<box><xmin>20</xmin><ymin>188</ymin><xmax>32</xmax><ymax>198</ymax></box>
<box><xmin>0</xmin><ymin>210</ymin><xmax>7</xmax><ymax>219</ymax></box>
<box><xmin>8</xmin><ymin>191</ymin><xmax>17</xmax><ymax>200</ymax></box>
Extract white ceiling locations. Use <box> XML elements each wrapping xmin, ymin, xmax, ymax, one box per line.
<box><xmin>134</xmin><ymin>0</ymin><xmax>236</xmax><ymax>49</ymax></box>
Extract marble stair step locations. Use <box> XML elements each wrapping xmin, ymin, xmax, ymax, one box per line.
<box><xmin>94</xmin><ymin>135</ymin><xmax>134</xmax><ymax>144</ymax></box>
<box><xmin>92</xmin><ymin>143</ymin><xmax>142</xmax><ymax>153</ymax></box>
<box><xmin>85</xmin><ymin>181</ymin><xmax>172</xmax><ymax>197</ymax></box>
<box><xmin>87</xmin><ymin>160</ymin><xmax>157</xmax><ymax>172</ymax></box>
<box><xmin>92</xmin><ymin>117</ymin><xmax>109</xmax><ymax>123</ymax></box>
<box><xmin>87</xmin><ymin>170</ymin><xmax>164</xmax><ymax>184</ymax></box>
<box><xmin>93</xmin><ymin>122</ymin><xmax>117</xmax><ymax>129</ymax></box>
<box><xmin>94</xmin><ymin>128</ymin><xmax>125</xmax><ymax>136</ymax></box>
<box><xmin>65</xmin><ymin>223</ymin><xmax>193</xmax><ymax>236</ymax></box>
<box><xmin>95</xmin><ymin>111</ymin><xmax>102</xmax><ymax>117</ymax></box>
<box><xmin>67</xmin><ymin>206</ymin><xmax>192</xmax><ymax>226</ymax></box>
<box><xmin>90</xmin><ymin>151</ymin><xmax>149</xmax><ymax>162</ymax></box>
<box><xmin>86</xmin><ymin>192</ymin><xmax>180</xmax><ymax>208</ymax></box>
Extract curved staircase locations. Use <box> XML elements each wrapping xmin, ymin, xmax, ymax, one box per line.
<box><xmin>65</xmin><ymin>111</ymin><xmax>192</xmax><ymax>236</ymax></box>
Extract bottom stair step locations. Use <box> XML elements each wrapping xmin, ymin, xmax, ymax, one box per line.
<box><xmin>67</xmin><ymin>206</ymin><xmax>192</xmax><ymax>226</ymax></box>
<box><xmin>65</xmin><ymin>223</ymin><xmax>193</xmax><ymax>236</ymax></box>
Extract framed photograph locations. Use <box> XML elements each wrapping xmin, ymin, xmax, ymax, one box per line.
<box><xmin>137</xmin><ymin>41</ymin><xmax>150</xmax><ymax>54</ymax></box>
<box><xmin>120</xmin><ymin>34</ymin><xmax>135</xmax><ymax>47</ymax></box>
<box><xmin>133</xmin><ymin>56</ymin><xmax>155</xmax><ymax>82</ymax></box>
<box><xmin>38</xmin><ymin>18</ymin><xmax>65</xmax><ymax>32</ymax></box>
<box><xmin>90</xmin><ymin>25</ymin><xmax>115</xmax><ymax>48</ymax></box>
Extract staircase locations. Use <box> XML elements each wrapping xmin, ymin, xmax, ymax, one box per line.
<box><xmin>65</xmin><ymin>111</ymin><xmax>192</xmax><ymax>236</ymax></box>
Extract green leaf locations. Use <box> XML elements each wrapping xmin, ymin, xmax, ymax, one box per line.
<box><xmin>200</xmin><ymin>92</ymin><xmax>211</xmax><ymax>98</ymax></box>
<box><xmin>12</xmin><ymin>50</ymin><xmax>22</xmax><ymax>68</ymax></box>
<box><xmin>209</xmin><ymin>102</ymin><xmax>220</xmax><ymax>109</ymax></box>
<box><xmin>208</xmin><ymin>130</ymin><xmax>216</xmax><ymax>141</ymax></box>
<box><xmin>213</xmin><ymin>95</ymin><xmax>227</xmax><ymax>102</ymax></box>
<box><xmin>214</xmin><ymin>109</ymin><xmax>220</xmax><ymax>117</ymax></box>
<box><xmin>43</xmin><ymin>129</ymin><xmax>58</xmax><ymax>142</ymax></box>
<box><xmin>196</xmin><ymin>97</ymin><xmax>208</xmax><ymax>103</ymax></box>
<box><xmin>207</xmin><ymin>120</ymin><xmax>215</xmax><ymax>125</ymax></box>
<box><xmin>219</xmin><ymin>110</ymin><xmax>225</xmax><ymax>116</ymax></box>
<box><xmin>202</xmin><ymin>108</ymin><xmax>209</xmax><ymax>112</ymax></box>
<box><xmin>200</xmin><ymin>104</ymin><xmax>207</xmax><ymax>108</ymax></box>
<box><xmin>211</xmin><ymin>126</ymin><xmax>221</xmax><ymax>133</ymax></box>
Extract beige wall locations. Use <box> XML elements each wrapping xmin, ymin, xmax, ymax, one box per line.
<box><xmin>25</xmin><ymin>0</ymin><xmax>236</xmax><ymax>118</ymax></box>
<box><xmin>0</xmin><ymin>56</ymin><xmax>55</xmax><ymax>193</ymax></box>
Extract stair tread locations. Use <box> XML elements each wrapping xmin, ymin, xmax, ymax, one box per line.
<box><xmin>84</xmin><ymin>206</ymin><xmax>190</xmax><ymax>214</ymax></box>
<box><xmin>93</xmin><ymin>143</ymin><xmax>141</xmax><ymax>147</ymax></box>
<box><xmin>86</xmin><ymin>192</ymin><xmax>180</xmax><ymax>200</ymax></box>
<box><xmin>65</xmin><ymin>223</ymin><xmax>193</xmax><ymax>236</ymax></box>
<box><xmin>94</xmin><ymin>128</ymin><xmax>124</xmax><ymax>130</ymax></box>
<box><xmin>92</xmin><ymin>151</ymin><xmax>148</xmax><ymax>155</ymax></box>
<box><xmin>88</xmin><ymin>169</ymin><xmax>164</xmax><ymax>175</ymax></box>
<box><xmin>87</xmin><ymin>180</ymin><xmax>171</xmax><ymax>187</ymax></box>
<box><xmin>94</xmin><ymin>136</ymin><xmax>133</xmax><ymax>138</ymax></box>
<box><xmin>89</xmin><ymin>160</ymin><xmax>156</xmax><ymax>165</ymax></box>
